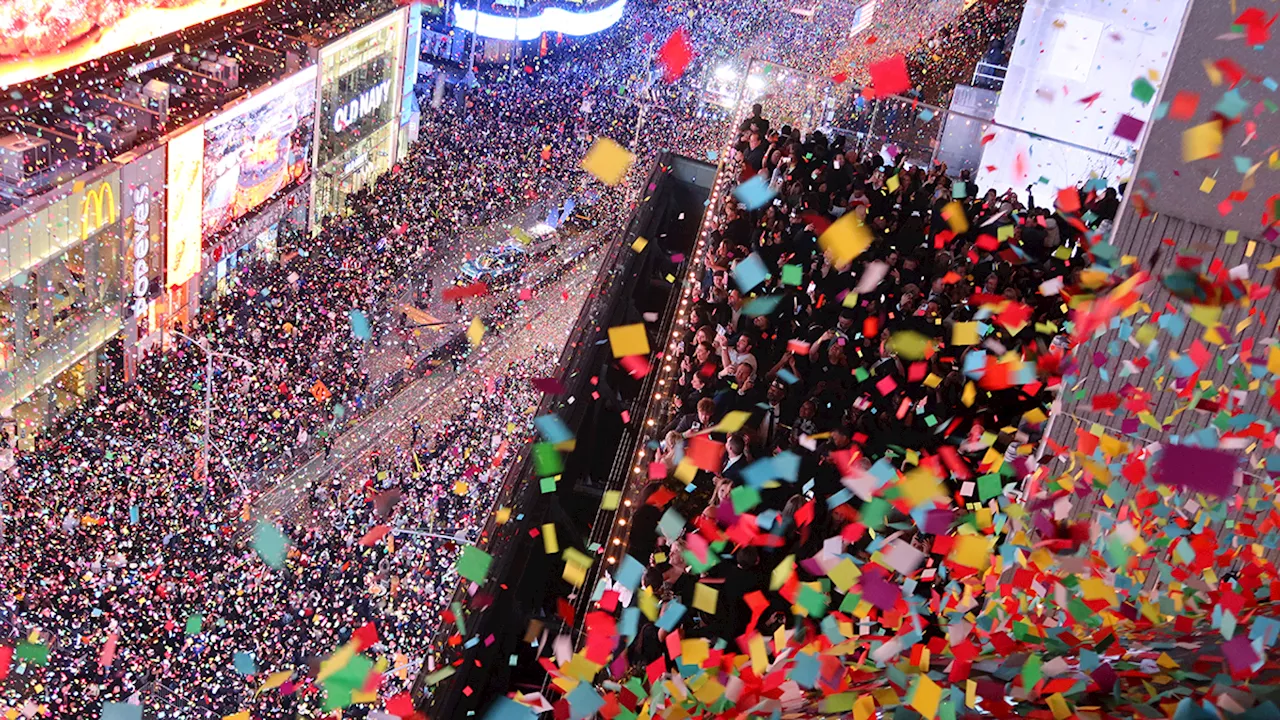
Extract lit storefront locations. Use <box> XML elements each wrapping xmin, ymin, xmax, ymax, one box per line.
<box><xmin>201</xmin><ymin>182</ymin><xmax>309</xmax><ymax>299</ymax></box>
<box><xmin>0</xmin><ymin>168</ymin><xmax>125</xmax><ymax>447</ymax></box>
<box><xmin>311</xmin><ymin>9</ymin><xmax>408</xmax><ymax>232</ymax></box>
<box><xmin>398</xmin><ymin>2</ymin><xmax>425</xmax><ymax>160</ymax></box>
<box><xmin>165</xmin><ymin>125</ymin><xmax>206</xmax><ymax>334</ymax></box>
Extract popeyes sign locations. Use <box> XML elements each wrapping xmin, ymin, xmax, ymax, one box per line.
<box><xmin>120</xmin><ymin>148</ymin><xmax>166</xmax><ymax>322</ymax></box>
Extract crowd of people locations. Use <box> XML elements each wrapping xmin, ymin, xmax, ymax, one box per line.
<box><xmin>622</xmin><ymin>109</ymin><xmax>1118</xmax><ymax>662</ymax></box>
<box><xmin>0</xmin><ymin>0</ymin><xmax>731</xmax><ymax>716</ymax></box>
<box><xmin>0</xmin><ymin>0</ymin><xmax>1121</xmax><ymax>713</ymax></box>
<box><xmin>1</xmin><ymin>344</ymin><xmax>557</xmax><ymax>717</ymax></box>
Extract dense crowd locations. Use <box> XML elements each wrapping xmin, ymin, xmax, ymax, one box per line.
<box><xmin>1</xmin><ymin>347</ymin><xmax>555</xmax><ymax>717</ymax></box>
<box><xmin>0</xmin><ymin>0</ymin><xmax>1105</xmax><ymax>714</ymax></box>
<box><xmin>0</xmin><ymin>0</ymin><xmax>731</xmax><ymax>715</ymax></box>
<box><xmin>625</xmin><ymin>109</ymin><xmax>1123</xmax><ymax>661</ymax></box>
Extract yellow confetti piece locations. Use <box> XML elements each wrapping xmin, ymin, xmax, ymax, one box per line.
<box><xmin>854</xmin><ymin>694</ymin><xmax>877</xmax><ymax>720</ymax></box>
<box><xmin>632</xmin><ymin>236</ymin><xmax>649</xmax><ymax>252</ymax></box>
<box><xmin>950</xmin><ymin>535</ymin><xmax>991</xmax><ymax>569</ymax></box>
<box><xmin>748</xmin><ymin>634</ymin><xmax>769</xmax><ymax>674</ymax></box>
<box><xmin>542</xmin><ymin>523</ymin><xmax>559</xmax><ymax>553</ymax></box>
<box><xmin>562</xmin><ymin>560</ymin><xmax>586</xmax><ymax>587</ymax></box>
<box><xmin>1047</xmin><ymin>693</ymin><xmax>1071</xmax><ymax>720</ymax></box>
<box><xmin>1202</xmin><ymin>59</ymin><xmax>1223</xmax><ymax>85</ymax></box>
<box><xmin>899</xmin><ymin>466</ymin><xmax>944</xmax><ymax>506</ymax></box>
<box><xmin>466</xmin><ymin>317</ymin><xmax>485</xmax><ymax>346</ymax></box>
<box><xmin>581</xmin><ymin>137</ymin><xmax>635</xmax><ymax>186</ymax></box>
<box><xmin>951</xmin><ymin>321</ymin><xmax>980</xmax><ymax>346</ymax></box>
<box><xmin>638</xmin><ymin>587</ymin><xmax>658</xmax><ymax>620</ymax></box>
<box><xmin>1080</xmin><ymin>577</ymin><xmax>1119</xmax><ymax>607</ymax></box>
<box><xmin>1199</xmin><ymin>176</ymin><xmax>1216</xmax><ymax>193</ymax></box>
<box><xmin>713</xmin><ymin>410</ymin><xmax>752</xmax><ymax>433</ymax></box>
<box><xmin>692</xmin><ymin>582</ymin><xmax>718</xmax><ymax>613</ymax></box>
<box><xmin>607</xmin><ymin>323</ymin><xmax>650</xmax><ymax>357</ymax></box>
<box><xmin>828</xmin><ymin>557</ymin><xmax>862</xmax><ymax>592</ymax></box>
<box><xmin>888</xmin><ymin>330</ymin><xmax>931</xmax><ymax>359</ymax></box>
<box><xmin>942</xmin><ymin>200</ymin><xmax>969</xmax><ymax>234</ymax></box>
<box><xmin>317</xmin><ymin>643</ymin><xmax>357</xmax><ymax>681</ymax></box>
<box><xmin>1182</xmin><ymin>121</ymin><xmax>1223</xmax><ymax>161</ymax></box>
<box><xmin>770</xmin><ymin>554</ymin><xmax>795</xmax><ymax>590</ymax></box>
<box><xmin>909</xmin><ymin>674</ymin><xmax>942</xmax><ymax>720</ymax></box>
<box><xmin>818</xmin><ymin>213</ymin><xmax>872</xmax><ymax>269</ymax></box>
<box><xmin>562</xmin><ymin>653</ymin><xmax>600</xmax><ymax>681</ymax></box>
<box><xmin>682</xmin><ymin>638</ymin><xmax>709</xmax><ymax>666</ymax></box>
<box><xmin>601</xmin><ymin>490</ymin><xmax>621</xmax><ymax>510</ymax></box>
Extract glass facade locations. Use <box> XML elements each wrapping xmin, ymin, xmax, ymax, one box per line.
<box><xmin>312</xmin><ymin>9</ymin><xmax>406</xmax><ymax>231</ymax></box>
<box><xmin>0</xmin><ymin>170</ymin><xmax>125</xmax><ymax>441</ymax></box>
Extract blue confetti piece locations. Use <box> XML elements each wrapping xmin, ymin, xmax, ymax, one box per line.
<box><xmin>732</xmin><ymin>175</ymin><xmax>777</xmax><ymax>210</ymax></box>
<box><xmin>732</xmin><ymin>252</ymin><xmax>771</xmax><ymax>292</ymax></box>
<box><xmin>348</xmin><ymin>309</ymin><xmax>372</xmax><ymax>341</ymax></box>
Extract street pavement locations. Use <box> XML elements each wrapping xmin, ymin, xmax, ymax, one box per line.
<box><xmin>249</xmin><ymin>246</ymin><xmax>605</xmax><ymax>523</ymax></box>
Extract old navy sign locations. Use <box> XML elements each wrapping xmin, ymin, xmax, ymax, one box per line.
<box><xmin>333</xmin><ymin>79</ymin><xmax>392</xmax><ymax>133</ymax></box>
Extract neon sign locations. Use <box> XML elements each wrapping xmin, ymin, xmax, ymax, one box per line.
<box><xmin>333</xmin><ymin>79</ymin><xmax>393</xmax><ymax>133</ymax></box>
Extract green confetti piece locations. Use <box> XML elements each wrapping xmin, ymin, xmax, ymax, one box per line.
<box><xmin>457</xmin><ymin>545</ymin><xmax>493</xmax><ymax>584</ymax></box>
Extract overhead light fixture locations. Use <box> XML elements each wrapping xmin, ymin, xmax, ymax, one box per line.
<box><xmin>713</xmin><ymin>64</ymin><xmax>738</xmax><ymax>82</ymax></box>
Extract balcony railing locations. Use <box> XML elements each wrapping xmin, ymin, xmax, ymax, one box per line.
<box><xmin>971</xmin><ymin>60</ymin><xmax>1008</xmax><ymax>91</ymax></box>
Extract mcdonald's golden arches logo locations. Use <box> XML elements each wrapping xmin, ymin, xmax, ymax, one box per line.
<box><xmin>80</xmin><ymin>181</ymin><xmax>117</xmax><ymax>240</ymax></box>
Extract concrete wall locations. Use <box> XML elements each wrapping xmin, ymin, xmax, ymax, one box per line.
<box><xmin>1122</xmin><ymin>0</ymin><xmax>1280</xmax><ymax>231</ymax></box>
<box><xmin>975</xmin><ymin>0</ymin><xmax>1191</xmax><ymax>195</ymax></box>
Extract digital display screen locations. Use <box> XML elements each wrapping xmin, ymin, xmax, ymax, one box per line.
<box><xmin>202</xmin><ymin>67</ymin><xmax>317</xmax><ymax>237</ymax></box>
<box><xmin>452</xmin><ymin>0</ymin><xmax>626</xmax><ymax>41</ymax></box>
<box><xmin>166</xmin><ymin>125</ymin><xmax>204</xmax><ymax>288</ymax></box>
<box><xmin>0</xmin><ymin>0</ymin><xmax>270</xmax><ymax>89</ymax></box>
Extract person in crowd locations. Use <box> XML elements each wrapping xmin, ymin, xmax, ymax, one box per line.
<box><xmin>626</xmin><ymin>99</ymin><xmax>1090</xmax><ymax>678</ymax></box>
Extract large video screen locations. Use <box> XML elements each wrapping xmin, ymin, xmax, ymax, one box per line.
<box><xmin>0</xmin><ymin>0</ymin><xmax>270</xmax><ymax>89</ymax></box>
<box><xmin>166</xmin><ymin>125</ymin><xmax>204</xmax><ymax>288</ymax></box>
<box><xmin>201</xmin><ymin>67</ymin><xmax>317</xmax><ymax>238</ymax></box>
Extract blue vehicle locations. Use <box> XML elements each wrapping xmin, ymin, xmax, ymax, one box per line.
<box><xmin>459</xmin><ymin>241</ymin><xmax>529</xmax><ymax>285</ymax></box>
<box><xmin>458</xmin><ymin>224</ymin><xmax>560</xmax><ymax>285</ymax></box>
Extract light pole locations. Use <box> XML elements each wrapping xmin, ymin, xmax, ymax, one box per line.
<box><xmin>170</xmin><ymin>330</ymin><xmax>256</xmax><ymax>497</ymax></box>
<box><xmin>628</xmin><ymin>38</ymin><xmax>670</xmax><ymax>150</ymax></box>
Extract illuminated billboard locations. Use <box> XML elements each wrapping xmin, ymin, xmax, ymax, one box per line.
<box><xmin>453</xmin><ymin>0</ymin><xmax>625</xmax><ymax>40</ymax></box>
<box><xmin>316</xmin><ymin>12</ymin><xmax>406</xmax><ymax>166</ymax></box>
<box><xmin>202</xmin><ymin>67</ymin><xmax>317</xmax><ymax>237</ymax></box>
<box><xmin>166</xmin><ymin>125</ymin><xmax>204</xmax><ymax>288</ymax></box>
<box><xmin>312</xmin><ymin>10</ymin><xmax>406</xmax><ymax>230</ymax></box>
<box><xmin>0</xmin><ymin>0</ymin><xmax>270</xmax><ymax>89</ymax></box>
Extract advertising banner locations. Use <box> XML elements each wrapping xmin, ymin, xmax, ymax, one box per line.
<box><xmin>316</xmin><ymin>11</ymin><xmax>406</xmax><ymax>168</ymax></box>
<box><xmin>166</xmin><ymin>126</ymin><xmax>204</xmax><ymax>288</ymax></box>
<box><xmin>401</xmin><ymin>3</ymin><xmax>423</xmax><ymax>127</ymax></box>
<box><xmin>0</xmin><ymin>0</ymin><xmax>270</xmax><ymax>89</ymax></box>
<box><xmin>202</xmin><ymin>67</ymin><xmax>318</xmax><ymax>237</ymax></box>
<box><xmin>119</xmin><ymin>147</ymin><xmax>166</xmax><ymax>322</ymax></box>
